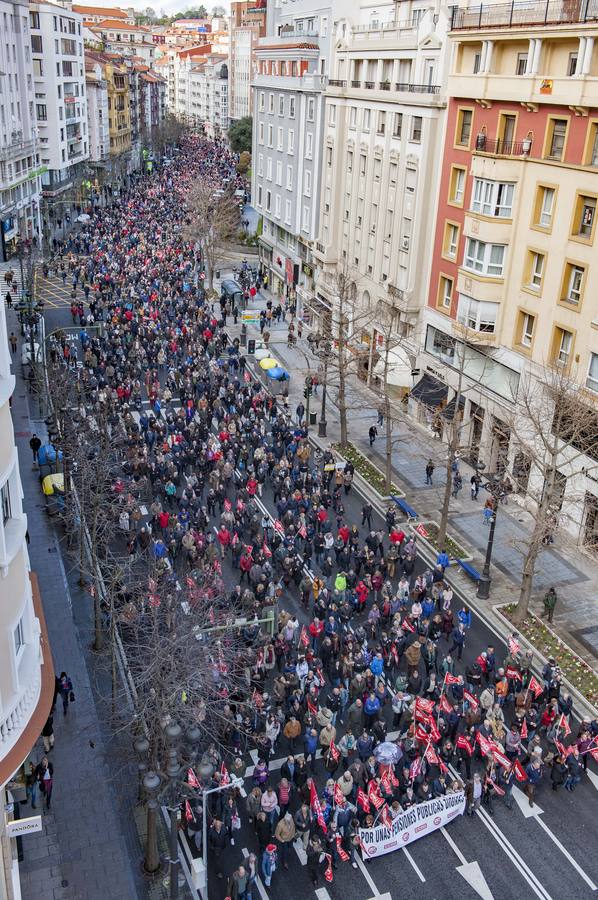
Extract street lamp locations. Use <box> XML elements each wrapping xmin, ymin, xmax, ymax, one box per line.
<box><xmin>476</xmin><ymin>470</ymin><xmax>506</xmax><ymax>599</ymax></box>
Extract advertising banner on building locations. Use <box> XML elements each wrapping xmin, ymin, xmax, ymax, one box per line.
<box><xmin>359</xmin><ymin>791</ymin><xmax>465</xmax><ymax>859</ymax></box>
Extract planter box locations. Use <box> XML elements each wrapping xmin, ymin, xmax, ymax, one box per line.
<box><xmin>331</xmin><ymin>442</ymin><xmax>405</xmax><ymax>502</ymax></box>
<box><xmin>409</xmin><ymin>519</ymin><xmax>474</xmax><ymax>563</ymax></box>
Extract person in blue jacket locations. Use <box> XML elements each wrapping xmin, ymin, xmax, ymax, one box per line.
<box><xmin>363</xmin><ymin>692</ymin><xmax>381</xmax><ymax>728</ymax></box>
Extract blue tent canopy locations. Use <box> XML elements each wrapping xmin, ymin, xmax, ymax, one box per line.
<box><xmin>266</xmin><ymin>367</ymin><xmax>289</xmax><ymax>380</ymax></box>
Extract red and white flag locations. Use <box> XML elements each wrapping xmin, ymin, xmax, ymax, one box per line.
<box><xmin>367</xmin><ymin>780</ymin><xmax>385</xmax><ymax>810</ymax></box>
<box><xmin>409</xmin><ymin>756</ymin><xmax>423</xmax><ymax>780</ymax></box>
<box><xmin>335</xmin><ymin>835</ymin><xmax>350</xmax><ymax>862</ymax></box>
<box><xmin>298</xmin><ymin>525</ymin><xmax>307</xmax><ymax>539</ymax></box>
<box><xmin>328</xmin><ymin>741</ymin><xmax>340</xmax><ymax>763</ymax></box>
<box><xmin>299</xmin><ymin>626</ymin><xmax>309</xmax><ymax>648</ymax></box>
<box><xmin>187</xmin><ymin>767</ymin><xmax>200</xmax><ymax>788</ymax></box>
<box><xmin>492</xmin><ymin>748</ymin><xmax>511</xmax><ymax>770</ymax></box>
<box><xmin>324</xmin><ymin>854</ymin><xmax>334</xmax><ymax>882</ymax></box>
<box><xmin>505</xmin><ymin>665</ymin><xmax>522</xmax><ymax>681</ymax></box>
<box><xmin>527</xmin><ymin>675</ymin><xmax>544</xmax><ymax>698</ymax></box>
<box><xmin>333</xmin><ymin>782</ymin><xmax>344</xmax><ymax>805</ymax></box>
<box><xmin>476</xmin><ymin>732</ymin><xmax>493</xmax><ymax>758</ymax></box>
<box><xmin>223</xmin><ymin>498</ymin><xmax>232</xmax><ymax>512</ymax></box>
<box><xmin>274</xmin><ymin>519</ymin><xmax>284</xmax><ymax>533</ymax></box>
<box><xmin>488</xmin><ymin>778</ymin><xmax>505</xmax><ymax>796</ymax></box>
<box><xmin>429</xmin><ymin>719</ymin><xmax>441</xmax><ymax>744</ymax></box>
<box><xmin>356</xmin><ymin>787</ymin><xmax>371</xmax><ymax>813</ymax></box>
<box><xmin>306</xmin><ymin>695</ymin><xmax>318</xmax><ymax>716</ymax></box>
<box><xmin>220</xmin><ymin>762</ymin><xmax>230</xmax><ymax>785</ymax></box>
<box><xmin>520</xmin><ymin>718</ymin><xmax>528</xmax><ymax>740</ymax></box>
<box><xmin>439</xmin><ymin>693</ymin><xmax>453</xmax><ymax>715</ymax></box>
<box><xmin>444</xmin><ymin>672</ymin><xmax>461</xmax><ymax>686</ymax></box>
<box><xmin>310</xmin><ymin>781</ymin><xmax>327</xmax><ymax>833</ymax></box>
<box><xmin>402</xmin><ymin>618</ymin><xmax>415</xmax><ymax>634</ymax></box>
<box><xmin>415</xmin><ymin>724</ymin><xmax>430</xmax><ymax>744</ymax></box>
<box><xmin>508</xmin><ymin>634</ymin><xmax>521</xmax><ymax>656</ymax></box>
<box><xmin>380</xmin><ymin>805</ymin><xmax>393</xmax><ymax>829</ymax></box>
<box><xmin>262</xmin><ymin>541</ymin><xmax>272</xmax><ymax>559</ymax></box>
<box><xmin>463</xmin><ymin>689</ymin><xmax>479</xmax><ymax>709</ymax></box>
<box><xmin>557</xmin><ymin>714</ymin><xmax>571</xmax><ymax>736</ymax></box>
<box><xmin>425</xmin><ymin>744</ymin><xmax>439</xmax><ymax>765</ymax></box>
<box><xmin>513</xmin><ymin>759</ymin><xmax>528</xmax><ymax>782</ymax></box>
<box><xmin>456</xmin><ymin>735</ymin><xmax>473</xmax><ymax>756</ymax></box>
<box><xmin>380</xmin><ymin>771</ymin><xmax>393</xmax><ymax>795</ymax></box>
<box><xmin>415</xmin><ymin>697</ymin><xmax>435</xmax><ymax>715</ymax></box>
<box><xmin>184</xmin><ymin>799</ymin><xmax>194</xmax><ymax>823</ymax></box>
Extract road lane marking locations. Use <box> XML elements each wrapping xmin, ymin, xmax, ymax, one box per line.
<box><xmin>242</xmin><ymin>847</ymin><xmax>269</xmax><ymax>899</ymax></box>
<box><xmin>315</xmin><ymin>889</ymin><xmax>331</xmax><ymax>900</ymax></box>
<box><xmin>475</xmin><ymin>806</ymin><xmax>551</xmax><ymax>900</ymax></box>
<box><xmin>402</xmin><ymin>847</ymin><xmax>426</xmax><ymax>882</ymax></box>
<box><xmin>355</xmin><ymin>852</ymin><xmax>381</xmax><ymax>897</ymax></box>
<box><xmin>440</xmin><ymin>826</ymin><xmax>467</xmax><ymax>865</ymax></box>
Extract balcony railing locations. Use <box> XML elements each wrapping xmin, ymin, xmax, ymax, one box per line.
<box><xmin>395</xmin><ymin>82</ymin><xmax>441</xmax><ymax>93</ymax></box>
<box><xmin>474</xmin><ymin>134</ymin><xmax>533</xmax><ymax>155</ymax></box>
<box><xmin>351</xmin><ymin>79</ymin><xmax>360</xmax><ymax>87</ymax></box>
<box><xmin>364</xmin><ymin>80</ymin><xmax>376</xmax><ymax>89</ymax></box>
<box><xmin>451</xmin><ymin>0</ymin><xmax>598</xmax><ymax>30</ymax></box>
<box><xmin>328</xmin><ymin>79</ymin><xmax>347</xmax><ymax>87</ymax></box>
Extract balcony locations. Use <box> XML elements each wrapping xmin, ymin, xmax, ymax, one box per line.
<box><xmin>0</xmin><ymin>137</ymin><xmax>35</xmax><ymax>162</ymax></box>
<box><xmin>395</xmin><ymin>82</ymin><xmax>441</xmax><ymax>94</ymax></box>
<box><xmin>328</xmin><ymin>79</ymin><xmax>347</xmax><ymax>87</ymax></box>
<box><xmin>474</xmin><ymin>133</ymin><xmax>532</xmax><ymax>156</ymax></box>
<box><xmin>450</xmin><ymin>0</ymin><xmax>598</xmax><ymax>30</ymax></box>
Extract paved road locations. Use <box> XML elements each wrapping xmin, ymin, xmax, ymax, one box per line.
<box><xmin>35</xmin><ymin>262</ymin><xmax>598</xmax><ymax>900</ymax></box>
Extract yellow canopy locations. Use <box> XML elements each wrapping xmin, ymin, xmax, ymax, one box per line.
<box><xmin>259</xmin><ymin>358</ymin><xmax>278</xmax><ymax>370</ymax></box>
<box><xmin>42</xmin><ymin>473</ymin><xmax>64</xmax><ymax>495</ymax></box>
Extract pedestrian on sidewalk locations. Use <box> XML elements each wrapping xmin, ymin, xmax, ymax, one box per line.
<box><xmin>58</xmin><ymin>671</ymin><xmax>73</xmax><ymax>715</ymax></box>
<box><xmin>377</xmin><ymin>404</ymin><xmax>385</xmax><ymax>426</ymax></box>
<box><xmin>261</xmin><ymin>843</ymin><xmax>278</xmax><ymax>888</ymax></box>
<box><xmin>451</xmin><ymin>471</ymin><xmax>463</xmax><ymax>498</ymax></box>
<box><xmin>361</xmin><ymin>502</ymin><xmax>373</xmax><ymax>530</ymax></box>
<box><xmin>29</xmin><ymin>434</ymin><xmax>41</xmax><ymax>464</ymax></box>
<box><xmin>542</xmin><ymin>587</ymin><xmax>557</xmax><ymax>623</ymax></box>
<box><xmin>296</xmin><ymin>402</ymin><xmax>305</xmax><ymax>426</ymax></box>
<box><xmin>35</xmin><ymin>756</ymin><xmax>54</xmax><ymax>810</ymax></box>
<box><xmin>9</xmin><ymin>332</ymin><xmax>17</xmax><ymax>354</ymax></box>
<box><xmin>5</xmin><ymin>291</ymin><xmax>13</xmax><ymax>309</ymax></box>
<box><xmin>425</xmin><ymin>459</ymin><xmax>434</xmax><ymax>484</ymax></box>
<box><xmin>25</xmin><ymin>762</ymin><xmax>38</xmax><ymax>808</ymax></box>
<box><xmin>208</xmin><ymin>818</ymin><xmax>227</xmax><ymax>879</ymax></box>
<box><xmin>471</xmin><ymin>473</ymin><xmax>481</xmax><ymax>500</ymax></box>
<box><xmin>41</xmin><ymin>714</ymin><xmax>55</xmax><ymax>752</ymax></box>
<box><xmin>369</xmin><ymin>424</ymin><xmax>378</xmax><ymax>446</ymax></box>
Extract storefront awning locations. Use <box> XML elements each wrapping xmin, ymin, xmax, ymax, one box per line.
<box><xmin>372</xmin><ymin>346</ymin><xmax>413</xmax><ymax>388</ymax></box>
<box><xmin>410</xmin><ymin>373</ymin><xmax>448</xmax><ymax>409</ymax></box>
<box><xmin>442</xmin><ymin>394</ymin><xmax>466</xmax><ymax>421</ymax></box>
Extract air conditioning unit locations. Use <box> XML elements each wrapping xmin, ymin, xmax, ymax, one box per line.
<box><xmin>401</xmin><ymin>235</ymin><xmax>410</xmax><ymax>250</ymax></box>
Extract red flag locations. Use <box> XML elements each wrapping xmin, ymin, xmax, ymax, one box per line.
<box><xmin>380</xmin><ymin>771</ymin><xmax>392</xmax><ymax>795</ymax></box>
<box><xmin>274</xmin><ymin>519</ymin><xmax>284</xmax><ymax>533</ymax></box>
<box><xmin>513</xmin><ymin>759</ymin><xmax>528</xmax><ymax>782</ymax></box>
<box><xmin>415</xmin><ymin>724</ymin><xmax>430</xmax><ymax>744</ymax></box>
<box><xmin>187</xmin><ymin>767</ymin><xmax>200</xmax><ymax>788</ymax></box>
<box><xmin>444</xmin><ymin>672</ymin><xmax>461</xmax><ymax>685</ymax></box>
<box><xmin>223</xmin><ymin>498</ymin><xmax>232</xmax><ymax>512</ymax></box>
<box><xmin>380</xmin><ymin>805</ymin><xmax>393</xmax><ymax>828</ymax></box>
<box><xmin>299</xmin><ymin>626</ymin><xmax>309</xmax><ymax>648</ymax></box>
<box><xmin>220</xmin><ymin>762</ymin><xmax>230</xmax><ymax>785</ymax></box>
<box><xmin>367</xmin><ymin>780</ymin><xmax>385</xmax><ymax>810</ymax></box>
<box><xmin>425</xmin><ymin>744</ymin><xmax>439</xmax><ymax>765</ymax></box>
<box><xmin>409</xmin><ymin>756</ymin><xmax>423</xmax><ymax>779</ymax></box>
<box><xmin>439</xmin><ymin>693</ymin><xmax>453</xmax><ymax>715</ymax></box>
<box><xmin>463</xmin><ymin>689</ymin><xmax>479</xmax><ymax>709</ymax></box>
<box><xmin>492</xmin><ymin>748</ymin><xmax>511</xmax><ymax>770</ymax></box>
<box><xmin>415</xmin><ymin>523</ymin><xmax>429</xmax><ymax>538</ymax></box>
<box><xmin>520</xmin><ymin>718</ymin><xmax>528</xmax><ymax>740</ymax></box>
<box><xmin>184</xmin><ymin>799</ymin><xmax>194</xmax><ymax>823</ymax></box>
<box><xmin>429</xmin><ymin>719</ymin><xmax>441</xmax><ymax>744</ymax></box>
<box><xmin>335</xmin><ymin>834</ymin><xmax>350</xmax><ymax>861</ymax></box>
<box><xmin>508</xmin><ymin>635</ymin><xmax>521</xmax><ymax>656</ymax></box>
<box><xmin>324</xmin><ymin>854</ymin><xmax>333</xmax><ymax>883</ymax></box>
<box><xmin>402</xmin><ymin>618</ymin><xmax>415</xmax><ymax>634</ymax></box>
<box><xmin>527</xmin><ymin>675</ymin><xmax>544</xmax><ymax>698</ymax></box>
<box><xmin>262</xmin><ymin>541</ymin><xmax>272</xmax><ymax>559</ymax></box>
<box><xmin>415</xmin><ymin>697</ymin><xmax>435</xmax><ymax>714</ymax></box>
<box><xmin>488</xmin><ymin>778</ymin><xmax>505</xmax><ymax>796</ymax></box>
<box><xmin>476</xmin><ymin>732</ymin><xmax>493</xmax><ymax>757</ymax></box>
<box><xmin>415</xmin><ymin>709</ymin><xmax>433</xmax><ymax>726</ymax></box>
<box><xmin>589</xmin><ymin>747</ymin><xmax>598</xmax><ymax>763</ymax></box>
<box><xmin>306</xmin><ymin>695</ymin><xmax>318</xmax><ymax>716</ymax></box>
<box><xmin>456</xmin><ymin>735</ymin><xmax>473</xmax><ymax>756</ymax></box>
<box><xmin>333</xmin><ymin>782</ymin><xmax>344</xmax><ymax>805</ymax></box>
<box><xmin>298</xmin><ymin>524</ymin><xmax>307</xmax><ymax>539</ymax></box>
<box><xmin>328</xmin><ymin>741</ymin><xmax>340</xmax><ymax>763</ymax></box>
<box><xmin>439</xmin><ymin>759</ymin><xmax>449</xmax><ymax>775</ymax></box>
<box><xmin>557</xmin><ymin>714</ymin><xmax>571</xmax><ymax>736</ymax></box>
<box><xmin>555</xmin><ymin>738</ymin><xmax>568</xmax><ymax>758</ymax></box>
<box><xmin>310</xmin><ymin>781</ymin><xmax>327</xmax><ymax>833</ymax></box>
<box><xmin>505</xmin><ymin>665</ymin><xmax>522</xmax><ymax>681</ymax></box>
<box><xmin>356</xmin><ymin>787</ymin><xmax>371</xmax><ymax>813</ymax></box>
<box><xmin>389</xmin><ymin>769</ymin><xmax>400</xmax><ymax>788</ymax></box>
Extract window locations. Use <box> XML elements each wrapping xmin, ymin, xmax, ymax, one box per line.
<box><xmin>359</xmin><ymin>154</ymin><xmax>367</xmax><ymax>176</ymax></box>
<box><xmin>266</xmin><ymin>157</ymin><xmax>272</xmax><ymax>181</ymax></box>
<box><xmin>257</xmin><ymin>153</ymin><xmax>264</xmax><ymax>176</ymax></box>
<box><xmin>1</xmin><ymin>482</ymin><xmax>10</xmax><ymax>524</ymax></box>
<box><xmin>268</xmin><ymin>93</ymin><xmax>274</xmax><ymax>112</ymax></box>
<box><xmin>363</xmin><ymin>109</ymin><xmax>371</xmax><ymax>131</ymax></box>
<box><xmin>393</xmin><ymin>113</ymin><xmax>402</xmax><ymax>138</ymax></box>
<box><xmin>349</xmin><ymin>106</ymin><xmax>357</xmax><ymax>128</ymax></box>
<box><xmin>275</xmin><ymin>195</ymin><xmax>281</xmax><ymax>218</ymax></box>
<box><xmin>347</xmin><ymin>150</ymin><xmax>353</xmax><ymax>172</ymax></box>
<box><xmin>526</xmin><ymin>251</ymin><xmax>545</xmax><ymax>290</ymax></box>
<box><xmin>304</xmin><ymin>170</ymin><xmax>312</xmax><ymax>197</ymax></box>
<box><xmin>444</xmin><ymin>222</ymin><xmax>459</xmax><ymax>259</ymax></box>
<box><xmin>456</xmin><ymin>108</ymin><xmax>472</xmax><ymax>146</ymax></box>
<box><xmin>13</xmin><ymin>618</ymin><xmax>24</xmax><ymax>656</ymax></box>
<box><xmin>473</xmin><ymin>52</ymin><xmax>481</xmax><ymax>74</ymax></box>
<box><xmin>449</xmin><ymin>167</ymin><xmax>465</xmax><ymax>205</ymax></box>
<box><xmin>586</xmin><ymin>352</ymin><xmax>598</xmax><ymax>392</ymax></box>
<box><xmin>258</xmin><ymin>122</ymin><xmax>264</xmax><ymax>144</ymax></box>
<box><xmin>572</xmin><ymin>194</ymin><xmax>596</xmax><ymax>239</ymax></box>
<box><xmin>329</xmin><ymin>104</ymin><xmax>336</xmax><ymax>126</ymax></box>
<box><xmin>277</xmin><ymin>127</ymin><xmax>283</xmax><ymax>150</ymax></box>
<box><xmin>588</xmin><ymin>124</ymin><xmax>598</xmax><ymax>166</ymax></box>
<box><xmin>267</xmin><ymin>124</ymin><xmax>273</xmax><ymax>147</ymax></box>
<box><xmin>289</xmin><ymin>97</ymin><xmax>295</xmax><ymax>118</ymax></box>
<box><xmin>546</xmin><ymin>118</ymin><xmax>568</xmax><ymax>160</ymax></box>
<box><xmin>471</xmin><ymin>179</ymin><xmax>514</xmax><ymax>217</ymax></box>
<box><xmin>562</xmin><ymin>263</ymin><xmax>584</xmax><ymax>305</ymax></box>
<box><xmin>257</xmin><ymin>184</ymin><xmax>262</xmax><ymax>206</ymax></box>
<box><xmin>411</xmin><ymin>116</ymin><xmax>422</xmax><ymax>142</ymax></box>
<box><xmin>306</xmin><ymin>132</ymin><xmax>313</xmax><ymax>159</ymax></box>
<box><xmin>554</xmin><ymin>327</ymin><xmax>573</xmax><ymax>366</ymax></box>
<box><xmin>307</xmin><ymin>97</ymin><xmax>315</xmax><ymax>121</ymax></box>
<box><xmin>516</xmin><ymin>53</ymin><xmax>528</xmax><ymax>75</ymax></box>
<box><xmin>457</xmin><ymin>295</ymin><xmax>498</xmax><ymax>332</ymax></box>
<box><xmin>266</xmin><ymin>190</ymin><xmax>271</xmax><ymax>212</ymax></box>
<box><xmin>286</xmin><ymin>165</ymin><xmax>293</xmax><ymax>189</ymax></box>
<box><xmin>287</xmin><ymin>130</ymin><xmax>294</xmax><ymax>154</ymax></box>
<box><xmin>276</xmin><ymin>160</ymin><xmax>282</xmax><ymax>185</ymax></box>
<box><xmin>377</xmin><ymin>111</ymin><xmax>386</xmax><ymax>135</ymax></box>
<box><xmin>30</xmin><ymin>10</ymin><xmax>40</xmax><ymax>28</ymax></box>
<box><xmin>278</xmin><ymin>95</ymin><xmax>284</xmax><ymax>116</ymax></box>
<box><xmin>259</xmin><ymin>92</ymin><xmax>265</xmax><ymax>111</ymax></box>
<box><xmin>36</xmin><ymin>103</ymin><xmax>47</xmax><ymax>121</ymax></box>
<box><xmin>567</xmin><ymin>52</ymin><xmax>578</xmax><ymax>76</ymax></box>
<box><xmin>31</xmin><ymin>34</ymin><xmax>43</xmax><ymax>53</ymax></box>
<box><xmin>518</xmin><ymin>312</ymin><xmax>535</xmax><ymax>348</ymax></box>
<box><xmin>535</xmin><ymin>186</ymin><xmax>555</xmax><ymax>228</ymax></box>
<box><xmin>302</xmin><ymin>205</ymin><xmax>309</xmax><ymax>231</ymax></box>
<box><xmin>285</xmin><ymin>199</ymin><xmax>292</xmax><ymax>224</ymax></box>
<box><xmin>439</xmin><ymin>276</ymin><xmax>453</xmax><ymax>309</ymax></box>
<box><xmin>326</xmin><ymin>146</ymin><xmax>332</xmax><ymax>167</ymax></box>
<box><xmin>464</xmin><ymin>238</ymin><xmax>505</xmax><ymax>276</ymax></box>
<box><xmin>33</xmin><ymin>58</ymin><xmax>43</xmax><ymax>77</ymax></box>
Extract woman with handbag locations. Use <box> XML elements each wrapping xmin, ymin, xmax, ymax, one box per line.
<box><xmin>36</xmin><ymin>756</ymin><xmax>54</xmax><ymax>810</ymax></box>
<box><xmin>59</xmin><ymin>672</ymin><xmax>74</xmax><ymax>716</ymax></box>
<box><xmin>223</xmin><ymin>795</ymin><xmax>241</xmax><ymax>846</ymax></box>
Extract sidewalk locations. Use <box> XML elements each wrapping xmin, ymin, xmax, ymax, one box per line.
<box><xmin>8</xmin><ymin>317</ymin><xmax>143</xmax><ymax>898</ymax></box>
<box><xmin>217</xmin><ymin>271</ymin><xmax>598</xmax><ymax>674</ymax></box>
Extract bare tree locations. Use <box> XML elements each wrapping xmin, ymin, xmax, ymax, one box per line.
<box><xmin>506</xmin><ymin>366</ymin><xmax>598</xmax><ymax>624</ymax></box>
<box><xmin>183</xmin><ymin>180</ymin><xmax>240</xmax><ymax>292</ymax></box>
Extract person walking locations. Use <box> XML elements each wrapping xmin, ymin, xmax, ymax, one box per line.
<box><xmin>35</xmin><ymin>756</ymin><xmax>54</xmax><ymax>810</ymax></box>
<box><xmin>25</xmin><ymin>762</ymin><xmax>38</xmax><ymax>809</ymax></box>
<box><xmin>9</xmin><ymin>332</ymin><xmax>17</xmax><ymax>354</ymax></box>
<box><xmin>58</xmin><ymin>672</ymin><xmax>73</xmax><ymax>715</ymax></box>
<box><xmin>307</xmin><ymin>836</ymin><xmax>324</xmax><ymax>887</ymax></box>
<box><xmin>227</xmin><ymin>864</ymin><xmax>249</xmax><ymax>900</ymax></box>
<box><xmin>261</xmin><ymin>843</ymin><xmax>277</xmax><ymax>888</ymax></box>
<box><xmin>425</xmin><ymin>459</ymin><xmax>434</xmax><ymax>485</ymax></box>
<box><xmin>368</xmin><ymin>424</ymin><xmax>378</xmax><ymax>447</ymax></box>
<box><xmin>29</xmin><ymin>434</ymin><xmax>42</xmax><ymax>464</ymax></box>
<box><xmin>542</xmin><ymin>587</ymin><xmax>557</xmax><ymax>623</ymax></box>
<box><xmin>41</xmin><ymin>714</ymin><xmax>54</xmax><ymax>753</ymax></box>
<box><xmin>274</xmin><ymin>811</ymin><xmax>296</xmax><ymax>869</ymax></box>
<box><xmin>208</xmin><ymin>818</ymin><xmax>227</xmax><ymax>879</ymax></box>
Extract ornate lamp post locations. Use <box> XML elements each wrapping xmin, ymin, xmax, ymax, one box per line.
<box><xmin>476</xmin><ymin>471</ymin><xmax>506</xmax><ymax>600</ymax></box>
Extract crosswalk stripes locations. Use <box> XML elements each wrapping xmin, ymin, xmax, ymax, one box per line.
<box><xmin>242</xmin><ymin>847</ymin><xmax>270</xmax><ymax>899</ymax></box>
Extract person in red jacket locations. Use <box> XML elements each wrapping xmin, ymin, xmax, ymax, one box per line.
<box><xmin>338</xmin><ymin>524</ymin><xmax>350</xmax><ymax>545</ymax></box>
<box><xmin>239</xmin><ymin>551</ymin><xmax>252</xmax><ymax>582</ymax></box>
<box><xmin>216</xmin><ymin>525</ymin><xmax>231</xmax><ymax>558</ymax></box>
<box><xmin>356</xmin><ymin>581</ymin><xmax>369</xmax><ymax>610</ymax></box>
<box><xmin>308</xmin><ymin>617</ymin><xmax>324</xmax><ymax>651</ymax></box>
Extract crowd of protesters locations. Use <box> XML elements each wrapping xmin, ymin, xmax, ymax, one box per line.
<box><xmin>47</xmin><ymin>133</ymin><xmax>598</xmax><ymax>896</ymax></box>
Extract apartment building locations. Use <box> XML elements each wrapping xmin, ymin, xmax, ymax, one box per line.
<box><xmin>228</xmin><ymin>0</ymin><xmax>267</xmax><ymax>123</ymax></box>
<box><xmin>90</xmin><ymin>19</ymin><xmax>155</xmax><ymax>64</ymax></box>
<box><xmin>72</xmin><ymin>4</ymin><xmax>133</xmax><ymax>24</ymax></box>
<box><xmin>252</xmin><ymin>0</ymin><xmax>343</xmax><ymax>310</ymax></box>
<box><xmin>106</xmin><ymin>59</ymin><xmax>131</xmax><ymax>156</ymax></box>
<box><xmin>29</xmin><ymin>1</ymin><xmax>88</xmax><ymax>197</ymax></box>
<box><xmin>85</xmin><ymin>54</ymin><xmax>109</xmax><ymax>164</ymax></box>
<box><xmin>424</xmin><ymin>0</ymin><xmax>598</xmax><ymax>544</ymax></box>
<box><xmin>0</xmin><ymin>0</ymin><xmax>43</xmax><ymax>261</ymax></box>
<box><xmin>187</xmin><ymin>56</ymin><xmax>229</xmax><ymax>137</ymax></box>
<box><xmin>314</xmin><ymin>0</ymin><xmax>450</xmax><ymax>383</ymax></box>
<box><xmin>0</xmin><ymin>298</ymin><xmax>53</xmax><ymax>900</ymax></box>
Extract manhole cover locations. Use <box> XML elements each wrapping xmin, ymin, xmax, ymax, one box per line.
<box><xmin>61</xmin><ymin>880</ymin><xmax>69</xmax><ymax>888</ymax></box>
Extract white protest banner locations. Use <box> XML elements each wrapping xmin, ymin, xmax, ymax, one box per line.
<box><xmin>359</xmin><ymin>791</ymin><xmax>465</xmax><ymax>859</ymax></box>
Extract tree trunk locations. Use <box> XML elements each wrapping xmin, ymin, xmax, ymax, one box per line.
<box><xmin>384</xmin><ymin>396</ymin><xmax>392</xmax><ymax>494</ymax></box>
<box><xmin>437</xmin><ymin>445</ymin><xmax>454</xmax><ymax>550</ymax></box>
<box><xmin>337</xmin><ymin>344</ymin><xmax>348</xmax><ymax>447</ymax></box>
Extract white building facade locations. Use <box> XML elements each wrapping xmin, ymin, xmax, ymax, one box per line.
<box><xmin>0</xmin><ymin>0</ymin><xmax>43</xmax><ymax>261</ymax></box>
<box><xmin>29</xmin><ymin>1</ymin><xmax>89</xmax><ymax>196</ymax></box>
<box><xmin>313</xmin><ymin>0</ymin><xmax>450</xmax><ymax>382</ymax></box>
<box><xmin>85</xmin><ymin>59</ymin><xmax>109</xmax><ymax>164</ymax></box>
